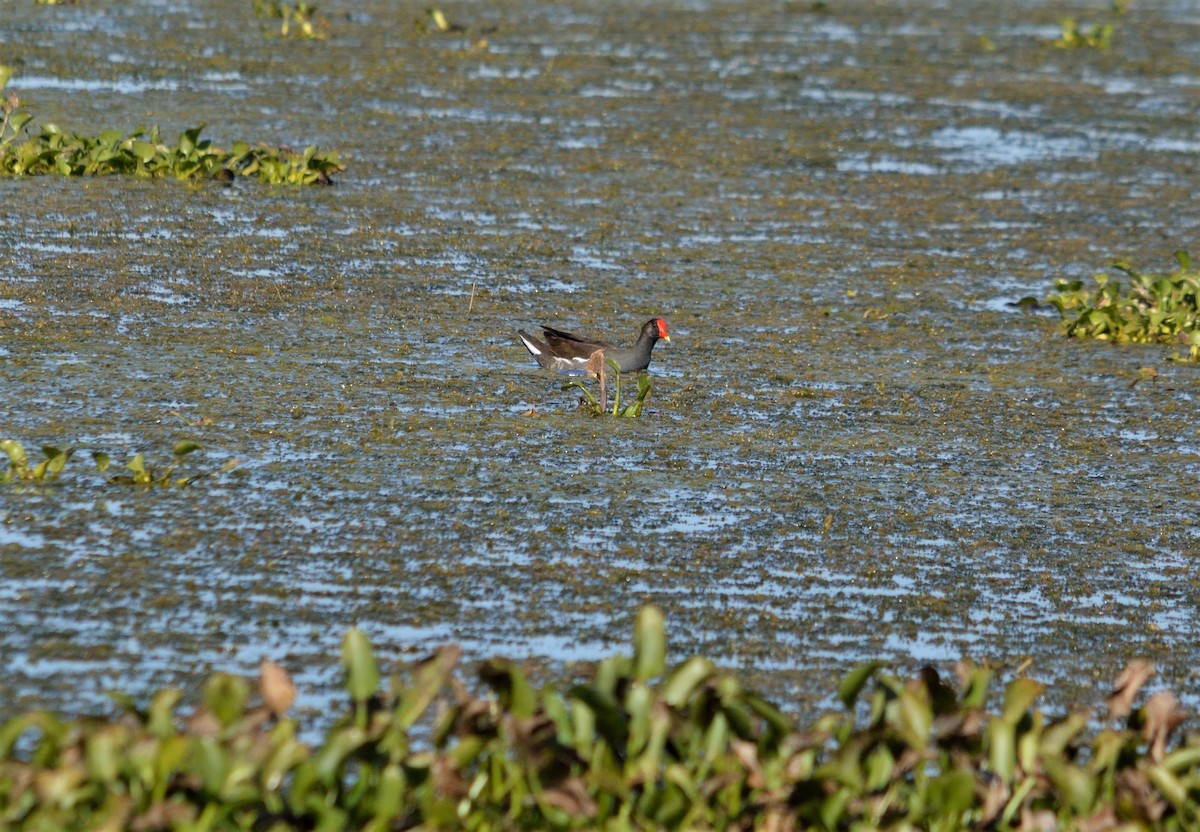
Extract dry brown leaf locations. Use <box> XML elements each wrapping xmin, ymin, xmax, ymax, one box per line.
<box><xmin>1075</xmin><ymin>804</ymin><xmax>1118</xmax><ymax>832</ymax></box>
<box><xmin>186</xmin><ymin>708</ymin><xmax>222</xmax><ymax>738</ymax></box>
<box><xmin>541</xmin><ymin>776</ymin><xmax>597</xmax><ymax>818</ymax></box>
<box><xmin>432</xmin><ymin>755</ymin><xmax>470</xmax><ymax>800</ymax></box>
<box><xmin>260</xmin><ymin>660</ymin><xmax>296</xmax><ymax>717</ymax></box>
<box><xmin>586</xmin><ymin>349</ymin><xmax>607</xmax><ymax>410</ymax></box>
<box><xmin>1017</xmin><ymin>807</ymin><xmax>1057</xmax><ymax>831</ymax></box>
<box><xmin>1107</xmin><ymin>659</ymin><xmax>1155</xmax><ymax>721</ymax></box>
<box><xmin>1143</xmin><ymin>690</ymin><xmax>1187</xmax><ymax>763</ymax></box>
<box><xmin>978</xmin><ymin>775</ymin><xmax>1010</xmax><ymax>827</ymax></box>
<box><xmin>131</xmin><ymin>799</ymin><xmax>195</xmax><ymax>831</ymax></box>
<box><xmin>1116</xmin><ymin>769</ymin><xmax>1166</xmax><ymax>821</ymax></box>
<box><xmin>731</xmin><ymin>739</ymin><xmax>764</xmax><ymax>788</ymax></box>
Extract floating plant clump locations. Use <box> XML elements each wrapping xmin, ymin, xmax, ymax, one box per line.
<box><xmin>253</xmin><ymin>0</ymin><xmax>326</xmax><ymax>40</ymax></box>
<box><xmin>0</xmin><ymin>68</ymin><xmax>343</xmax><ymax>185</ymax></box>
<box><xmin>2</xmin><ymin>438</ymin><xmax>238</xmax><ymax>487</ymax></box>
<box><xmin>0</xmin><ymin>439</ymin><xmax>72</xmax><ymax>483</ymax></box>
<box><xmin>1</xmin><ymin>608</ymin><xmax>1198</xmax><ymax>829</ymax></box>
<box><xmin>1044</xmin><ymin>250</ymin><xmax>1200</xmax><ymax>360</ymax></box>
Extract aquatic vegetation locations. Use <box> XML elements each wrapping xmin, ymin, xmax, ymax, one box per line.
<box><xmin>0</xmin><ymin>121</ymin><xmax>345</xmax><ymax>185</ymax></box>
<box><xmin>92</xmin><ymin>441</ymin><xmax>240</xmax><ymax>487</ymax></box>
<box><xmin>1044</xmin><ymin>250</ymin><xmax>1200</xmax><ymax>360</ymax></box>
<box><xmin>1054</xmin><ymin>17</ymin><xmax>1115</xmax><ymax>49</ymax></box>
<box><xmin>420</xmin><ymin>5</ymin><xmax>492</xmax><ymax>48</ymax></box>
<box><xmin>0</xmin><ymin>72</ymin><xmax>343</xmax><ymax>184</ymax></box>
<box><xmin>0</xmin><ymin>439</ymin><xmax>72</xmax><ymax>483</ymax></box>
<box><xmin>0</xmin><ymin>68</ymin><xmax>32</xmax><ymax>155</ymax></box>
<box><xmin>1</xmin><ymin>606</ymin><xmax>1198</xmax><ymax>829</ymax></box>
<box><xmin>253</xmin><ymin>0</ymin><xmax>325</xmax><ymax>39</ymax></box>
<box><xmin>2</xmin><ymin>436</ymin><xmax>238</xmax><ymax>487</ymax></box>
<box><xmin>424</xmin><ymin>6</ymin><xmax>458</xmax><ymax>32</ymax></box>
<box><xmin>563</xmin><ymin>357</ymin><xmax>654</xmax><ymax>417</ymax></box>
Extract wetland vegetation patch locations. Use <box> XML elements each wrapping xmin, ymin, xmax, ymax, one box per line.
<box><xmin>1045</xmin><ymin>251</ymin><xmax>1200</xmax><ymax>361</ymax></box>
<box><xmin>2</xmin><ymin>609</ymin><xmax>1199</xmax><ymax>830</ymax></box>
<box><xmin>0</xmin><ymin>69</ymin><xmax>343</xmax><ymax>185</ymax></box>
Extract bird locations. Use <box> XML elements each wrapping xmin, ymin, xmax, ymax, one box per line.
<box><xmin>517</xmin><ymin>318</ymin><xmax>670</xmax><ymax>373</ymax></box>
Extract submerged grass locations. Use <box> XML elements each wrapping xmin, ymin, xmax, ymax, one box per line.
<box><xmin>1</xmin><ymin>607</ymin><xmax>1198</xmax><ymax>830</ymax></box>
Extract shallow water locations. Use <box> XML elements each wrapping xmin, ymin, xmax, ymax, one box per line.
<box><xmin>3</xmin><ymin>0</ymin><xmax>1200</xmax><ymax>725</ymax></box>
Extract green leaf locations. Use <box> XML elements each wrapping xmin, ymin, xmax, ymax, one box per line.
<box><xmin>147</xmin><ymin>688</ymin><xmax>183</xmax><ymax>737</ymax></box>
<box><xmin>203</xmin><ymin>673</ymin><xmax>249</xmax><ymax>727</ymax></box>
<box><xmin>1041</xmin><ymin>710</ymin><xmax>1088</xmax><ymax>756</ymax></box>
<box><xmin>927</xmin><ymin>769</ymin><xmax>976</xmax><ymax>816</ymax></box>
<box><xmin>341</xmin><ymin>627</ymin><xmax>380</xmax><ymax>703</ymax></box>
<box><xmin>130</xmin><ymin>140</ymin><xmax>158</xmax><ymax>163</ymax></box>
<box><xmin>743</xmin><ymin>691</ymin><xmax>792</xmax><ymax>741</ymax></box>
<box><xmin>568</xmin><ymin>685</ymin><xmax>628</xmax><ymax>753</ymax></box>
<box><xmin>1000</xmin><ymin>677</ymin><xmax>1043</xmax><ymax>724</ymax></box>
<box><xmin>479</xmin><ymin>658</ymin><xmax>536</xmax><ymax>718</ymax></box>
<box><xmin>192</xmin><ymin>736</ymin><xmax>230</xmax><ymax>795</ymax></box>
<box><xmin>988</xmin><ymin>719</ymin><xmax>1015</xmax><ymax>782</ymax></box>
<box><xmin>395</xmin><ymin>645</ymin><xmax>460</xmax><ymax>729</ymax></box>
<box><xmin>819</xmin><ymin>787</ymin><xmax>852</xmax><ymax>829</ymax></box>
<box><xmin>633</xmin><ymin>605</ymin><xmax>666</xmax><ymax>682</ymax></box>
<box><xmin>92</xmin><ymin>451</ymin><xmax>111</xmax><ymax>475</ymax></box>
<box><xmin>1</xmin><ymin>439</ymin><xmax>28</xmax><ymax>468</ymax></box>
<box><xmin>373</xmin><ymin>762</ymin><xmax>405</xmax><ymax>821</ymax></box>
<box><xmin>1146</xmin><ymin>764</ymin><xmax>1189</xmax><ymax>810</ymax></box>
<box><xmin>10</xmin><ymin>112</ymin><xmax>32</xmax><ymax>134</ymax></box>
<box><xmin>178</xmin><ymin>124</ymin><xmax>205</xmax><ymax>156</ymax></box>
<box><xmin>897</xmin><ymin>683</ymin><xmax>932</xmax><ymax>747</ymax></box>
<box><xmin>173</xmin><ymin>440</ymin><xmax>203</xmax><ymax>457</ymax></box>
<box><xmin>126</xmin><ymin>453</ymin><xmax>147</xmax><ymax>477</ymax></box>
<box><xmin>663</xmin><ymin>656</ymin><xmax>715</xmax><ymax>708</ymax></box>
<box><xmin>1042</xmin><ymin>757</ymin><xmax>1095</xmax><ymax>813</ymax></box>
<box><xmin>625</xmin><ymin>683</ymin><xmax>653</xmax><ymax>757</ymax></box>
<box><xmin>838</xmin><ymin>661</ymin><xmax>886</xmax><ymax>709</ymax></box>
<box><xmin>863</xmin><ymin>744</ymin><xmax>895</xmax><ymax>791</ymax></box>
<box><xmin>40</xmin><ymin>446</ymin><xmax>72</xmax><ymax>479</ymax></box>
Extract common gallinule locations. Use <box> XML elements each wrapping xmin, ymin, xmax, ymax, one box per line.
<box><xmin>518</xmin><ymin>318</ymin><xmax>670</xmax><ymax>373</ymax></box>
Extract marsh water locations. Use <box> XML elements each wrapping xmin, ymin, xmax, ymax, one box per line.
<box><xmin>3</xmin><ymin>0</ymin><xmax>1200</xmax><ymax>724</ymax></box>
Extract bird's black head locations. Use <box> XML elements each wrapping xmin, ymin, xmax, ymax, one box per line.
<box><xmin>643</xmin><ymin>318</ymin><xmax>670</xmax><ymax>343</ymax></box>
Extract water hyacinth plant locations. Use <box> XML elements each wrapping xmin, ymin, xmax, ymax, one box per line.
<box><xmin>93</xmin><ymin>441</ymin><xmax>240</xmax><ymax>487</ymax></box>
<box><xmin>1044</xmin><ymin>250</ymin><xmax>1200</xmax><ymax>360</ymax></box>
<box><xmin>1053</xmin><ymin>17</ymin><xmax>1115</xmax><ymax>49</ymax></box>
<box><xmin>253</xmin><ymin>0</ymin><xmax>325</xmax><ymax>39</ymax></box>
<box><xmin>0</xmin><ymin>439</ymin><xmax>72</xmax><ymax>482</ymax></box>
<box><xmin>0</xmin><ymin>122</ymin><xmax>345</xmax><ymax>185</ymax></box>
<box><xmin>2</xmin><ymin>437</ymin><xmax>239</xmax><ymax>488</ymax></box>
<box><xmin>2</xmin><ymin>606</ymin><xmax>1200</xmax><ymax>829</ymax></box>
<box><xmin>563</xmin><ymin>354</ymin><xmax>654</xmax><ymax>418</ymax></box>
<box><xmin>0</xmin><ymin>70</ymin><xmax>343</xmax><ymax>184</ymax></box>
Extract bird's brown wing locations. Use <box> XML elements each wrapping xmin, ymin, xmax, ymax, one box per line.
<box><xmin>539</xmin><ymin>326</ymin><xmax>615</xmax><ymax>359</ymax></box>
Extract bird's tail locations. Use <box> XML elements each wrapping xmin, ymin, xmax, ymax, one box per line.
<box><xmin>517</xmin><ymin>331</ymin><xmax>555</xmax><ymax>369</ymax></box>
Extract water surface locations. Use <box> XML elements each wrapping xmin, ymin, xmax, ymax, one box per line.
<box><xmin>3</xmin><ymin>0</ymin><xmax>1200</xmax><ymax>723</ymax></box>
